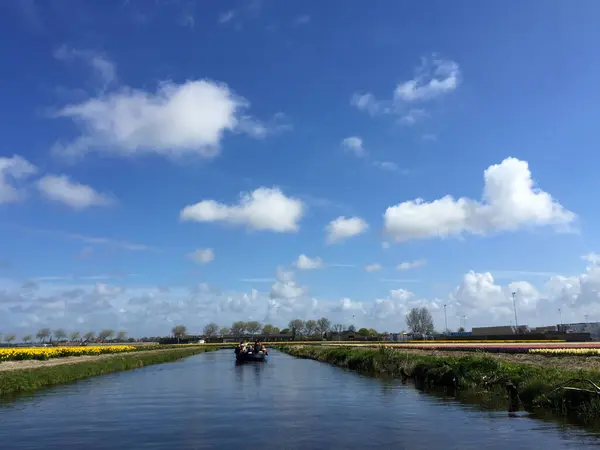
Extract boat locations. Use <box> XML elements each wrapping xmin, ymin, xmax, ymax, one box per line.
<box><xmin>234</xmin><ymin>343</ymin><xmax>268</xmax><ymax>362</ymax></box>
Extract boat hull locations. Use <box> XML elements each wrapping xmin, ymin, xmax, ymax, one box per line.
<box><xmin>235</xmin><ymin>352</ymin><xmax>267</xmax><ymax>362</ymax></box>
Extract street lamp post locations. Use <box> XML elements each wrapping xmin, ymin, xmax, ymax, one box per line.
<box><xmin>512</xmin><ymin>292</ymin><xmax>519</xmax><ymax>333</ymax></box>
<box><xmin>444</xmin><ymin>304</ymin><xmax>448</xmax><ymax>334</ymax></box>
<box><xmin>558</xmin><ymin>308</ymin><xmax>563</xmax><ymax>330</ymax></box>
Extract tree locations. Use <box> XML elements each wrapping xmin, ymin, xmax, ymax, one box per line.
<box><xmin>231</xmin><ymin>321</ymin><xmax>247</xmax><ymax>336</ymax></box>
<box><xmin>358</xmin><ymin>328</ymin><xmax>370</xmax><ymax>337</ymax></box>
<box><xmin>458</xmin><ymin>327</ymin><xmax>465</xmax><ymax>332</ymax></box>
<box><xmin>23</xmin><ymin>334</ymin><xmax>32</xmax><ymax>344</ymax></box>
<box><xmin>37</xmin><ymin>328</ymin><xmax>51</xmax><ymax>342</ymax></box>
<box><xmin>316</xmin><ymin>317</ymin><xmax>331</xmax><ymax>335</ymax></box>
<box><xmin>70</xmin><ymin>331</ymin><xmax>81</xmax><ymax>342</ymax></box>
<box><xmin>219</xmin><ymin>327</ymin><xmax>230</xmax><ymax>336</ymax></box>
<box><xmin>83</xmin><ymin>331</ymin><xmax>96</xmax><ymax>342</ymax></box>
<box><xmin>54</xmin><ymin>329</ymin><xmax>67</xmax><ymax>342</ymax></box>
<box><xmin>172</xmin><ymin>325</ymin><xmax>187</xmax><ymax>342</ymax></box>
<box><xmin>280</xmin><ymin>328</ymin><xmax>290</xmax><ymax>334</ymax></box>
<box><xmin>262</xmin><ymin>324</ymin><xmax>279</xmax><ymax>335</ymax></box>
<box><xmin>5</xmin><ymin>334</ymin><xmax>16</xmax><ymax>343</ymax></box>
<box><xmin>332</xmin><ymin>323</ymin><xmax>344</xmax><ymax>333</ymax></box>
<box><xmin>406</xmin><ymin>307</ymin><xmax>434</xmax><ymax>335</ymax></box>
<box><xmin>368</xmin><ymin>328</ymin><xmax>378</xmax><ymax>337</ymax></box>
<box><xmin>348</xmin><ymin>324</ymin><xmax>356</xmax><ymax>332</ymax></box>
<box><xmin>203</xmin><ymin>322</ymin><xmax>219</xmax><ymax>338</ymax></box>
<box><xmin>246</xmin><ymin>321</ymin><xmax>262</xmax><ymax>335</ymax></box>
<box><xmin>288</xmin><ymin>319</ymin><xmax>305</xmax><ymax>339</ymax></box>
<box><xmin>98</xmin><ymin>329</ymin><xmax>114</xmax><ymax>341</ymax></box>
<box><xmin>304</xmin><ymin>320</ymin><xmax>317</xmax><ymax>336</ymax></box>
<box><xmin>117</xmin><ymin>331</ymin><xmax>127</xmax><ymax>342</ymax></box>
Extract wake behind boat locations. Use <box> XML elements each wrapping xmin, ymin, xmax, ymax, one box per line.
<box><xmin>235</xmin><ymin>341</ymin><xmax>268</xmax><ymax>362</ymax></box>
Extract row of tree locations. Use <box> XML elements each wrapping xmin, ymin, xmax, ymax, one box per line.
<box><xmin>4</xmin><ymin>307</ymin><xmax>439</xmax><ymax>344</ymax></box>
<box><xmin>0</xmin><ymin>328</ymin><xmax>128</xmax><ymax>344</ymax></box>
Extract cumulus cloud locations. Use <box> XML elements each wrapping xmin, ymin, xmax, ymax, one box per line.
<box><xmin>341</xmin><ymin>136</ymin><xmax>366</xmax><ymax>157</ymax></box>
<box><xmin>383</xmin><ymin>157</ymin><xmax>576</xmax><ymax>243</ymax></box>
<box><xmin>351</xmin><ymin>56</ymin><xmax>460</xmax><ymax>124</ymax></box>
<box><xmin>52</xmin><ymin>75</ymin><xmax>286</xmax><ymax>160</ymax></box>
<box><xmin>180</xmin><ymin>187</ymin><xmax>304</xmax><ymax>233</ymax></box>
<box><xmin>295</xmin><ymin>254</ymin><xmax>323</xmax><ymax>270</ymax></box>
<box><xmin>36</xmin><ymin>175</ymin><xmax>114</xmax><ymax>209</ymax></box>
<box><xmin>270</xmin><ymin>267</ymin><xmax>305</xmax><ymax>299</ymax></box>
<box><xmin>364</xmin><ymin>264</ymin><xmax>382</xmax><ymax>272</ymax></box>
<box><xmin>188</xmin><ymin>248</ymin><xmax>215</xmax><ymax>264</ymax></box>
<box><xmin>326</xmin><ymin>216</ymin><xmax>368</xmax><ymax>244</ymax></box>
<box><xmin>0</xmin><ymin>155</ymin><xmax>37</xmax><ymax>204</ymax></box>
<box><xmin>397</xmin><ymin>259</ymin><xmax>427</xmax><ymax>270</ymax></box>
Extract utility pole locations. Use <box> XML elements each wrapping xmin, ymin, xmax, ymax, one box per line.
<box><xmin>585</xmin><ymin>314</ymin><xmax>589</xmax><ymax>324</ymax></box>
<box><xmin>512</xmin><ymin>292</ymin><xmax>519</xmax><ymax>333</ymax></box>
<box><xmin>444</xmin><ymin>304</ymin><xmax>448</xmax><ymax>334</ymax></box>
<box><xmin>558</xmin><ymin>308</ymin><xmax>563</xmax><ymax>330</ymax></box>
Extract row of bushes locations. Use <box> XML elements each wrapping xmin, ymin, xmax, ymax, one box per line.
<box><xmin>0</xmin><ymin>346</ymin><xmax>217</xmax><ymax>396</ymax></box>
<box><xmin>279</xmin><ymin>345</ymin><xmax>600</xmax><ymax>423</ymax></box>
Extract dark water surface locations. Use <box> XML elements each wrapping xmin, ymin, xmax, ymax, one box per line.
<box><xmin>1</xmin><ymin>350</ymin><xmax>599</xmax><ymax>449</ymax></box>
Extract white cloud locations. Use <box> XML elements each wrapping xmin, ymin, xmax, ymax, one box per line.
<box><xmin>188</xmin><ymin>248</ymin><xmax>215</xmax><ymax>264</ymax></box>
<box><xmin>397</xmin><ymin>259</ymin><xmax>427</xmax><ymax>270</ymax></box>
<box><xmin>373</xmin><ymin>161</ymin><xmax>400</xmax><ymax>172</ymax></box>
<box><xmin>582</xmin><ymin>253</ymin><xmax>600</xmax><ymax>265</ymax></box>
<box><xmin>53</xmin><ymin>45</ymin><xmax>116</xmax><ymax>86</ymax></box>
<box><xmin>326</xmin><ymin>216</ymin><xmax>368</xmax><ymax>244</ymax></box>
<box><xmin>36</xmin><ymin>175</ymin><xmax>113</xmax><ymax>209</ymax></box>
<box><xmin>53</xmin><ymin>79</ymin><xmax>283</xmax><ymax>160</ymax></box>
<box><xmin>295</xmin><ymin>254</ymin><xmax>323</xmax><ymax>270</ymax></box>
<box><xmin>351</xmin><ymin>56</ymin><xmax>460</xmax><ymax>124</ymax></box>
<box><xmin>364</xmin><ymin>264</ymin><xmax>382</xmax><ymax>272</ymax></box>
<box><xmin>219</xmin><ymin>10</ymin><xmax>235</xmax><ymax>23</ymax></box>
<box><xmin>341</xmin><ymin>136</ymin><xmax>366</xmax><ymax>157</ymax></box>
<box><xmin>293</xmin><ymin>15</ymin><xmax>311</xmax><ymax>26</ymax></box>
<box><xmin>180</xmin><ymin>187</ymin><xmax>304</xmax><ymax>233</ymax></box>
<box><xmin>270</xmin><ymin>268</ymin><xmax>305</xmax><ymax>299</ymax></box>
<box><xmin>384</xmin><ymin>157</ymin><xmax>576</xmax><ymax>243</ymax></box>
<box><xmin>0</xmin><ymin>155</ymin><xmax>37</xmax><ymax>204</ymax></box>
<box><xmin>394</xmin><ymin>59</ymin><xmax>460</xmax><ymax>102</ymax></box>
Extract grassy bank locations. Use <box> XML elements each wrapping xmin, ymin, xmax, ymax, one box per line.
<box><xmin>0</xmin><ymin>346</ymin><xmax>216</xmax><ymax>396</ymax></box>
<box><xmin>280</xmin><ymin>345</ymin><xmax>600</xmax><ymax>423</ymax></box>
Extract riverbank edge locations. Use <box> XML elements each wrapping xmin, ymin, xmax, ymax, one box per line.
<box><xmin>278</xmin><ymin>345</ymin><xmax>600</xmax><ymax>423</ymax></box>
<box><xmin>0</xmin><ymin>347</ymin><xmax>217</xmax><ymax>396</ymax></box>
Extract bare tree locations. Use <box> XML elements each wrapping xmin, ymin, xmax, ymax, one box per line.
<box><xmin>83</xmin><ymin>331</ymin><xmax>96</xmax><ymax>343</ymax></box>
<box><xmin>406</xmin><ymin>307</ymin><xmax>434</xmax><ymax>335</ymax></box>
<box><xmin>246</xmin><ymin>321</ymin><xmax>262</xmax><ymax>335</ymax></box>
<box><xmin>304</xmin><ymin>320</ymin><xmax>317</xmax><ymax>337</ymax></box>
<box><xmin>332</xmin><ymin>324</ymin><xmax>344</xmax><ymax>333</ymax></box>
<box><xmin>288</xmin><ymin>319</ymin><xmax>305</xmax><ymax>339</ymax></box>
<box><xmin>203</xmin><ymin>322</ymin><xmax>219</xmax><ymax>338</ymax></box>
<box><xmin>348</xmin><ymin>324</ymin><xmax>356</xmax><ymax>332</ymax></box>
<box><xmin>231</xmin><ymin>321</ymin><xmax>247</xmax><ymax>336</ymax></box>
<box><xmin>219</xmin><ymin>327</ymin><xmax>230</xmax><ymax>336</ymax></box>
<box><xmin>116</xmin><ymin>331</ymin><xmax>127</xmax><ymax>342</ymax></box>
<box><xmin>70</xmin><ymin>331</ymin><xmax>81</xmax><ymax>343</ymax></box>
<box><xmin>23</xmin><ymin>334</ymin><xmax>33</xmax><ymax>344</ymax></box>
<box><xmin>172</xmin><ymin>325</ymin><xmax>187</xmax><ymax>343</ymax></box>
<box><xmin>54</xmin><ymin>329</ymin><xmax>67</xmax><ymax>342</ymax></box>
<box><xmin>316</xmin><ymin>317</ymin><xmax>331</xmax><ymax>335</ymax></box>
<box><xmin>98</xmin><ymin>329</ymin><xmax>114</xmax><ymax>342</ymax></box>
<box><xmin>4</xmin><ymin>334</ymin><xmax>16</xmax><ymax>344</ymax></box>
<box><xmin>37</xmin><ymin>328</ymin><xmax>51</xmax><ymax>343</ymax></box>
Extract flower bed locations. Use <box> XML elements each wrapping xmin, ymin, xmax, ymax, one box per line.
<box><xmin>0</xmin><ymin>345</ymin><xmax>136</xmax><ymax>362</ymax></box>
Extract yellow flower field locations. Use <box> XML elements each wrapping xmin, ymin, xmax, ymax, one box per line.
<box><xmin>0</xmin><ymin>345</ymin><xmax>136</xmax><ymax>362</ymax></box>
<box><xmin>529</xmin><ymin>348</ymin><xmax>600</xmax><ymax>356</ymax></box>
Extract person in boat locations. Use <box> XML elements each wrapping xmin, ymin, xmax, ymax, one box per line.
<box><xmin>234</xmin><ymin>340</ymin><xmax>244</xmax><ymax>355</ymax></box>
<box><xmin>253</xmin><ymin>340</ymin><xmax>261</xmax><ymax>354</ymax></box>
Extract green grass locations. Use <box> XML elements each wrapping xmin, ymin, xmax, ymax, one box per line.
<box><xmin>0</xmin><ymin>347</ymin><xmax>217</xmax><ymax>396</ymax></box>
<box><xmin>279</xmin><ymin>345</ymin><xmax>600</xmax><ymax>423</ymax></box>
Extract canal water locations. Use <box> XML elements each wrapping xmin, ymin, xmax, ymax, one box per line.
<box><xmin>1</xmin><ymin>350</ymin><xmax>599</xmax><ymax>449</ymax></box>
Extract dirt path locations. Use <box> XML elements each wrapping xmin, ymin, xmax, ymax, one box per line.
<box><xmin>0</xmin><ymin>349</ymin><xmax>182</xmax><ymax>372</ymax></box>
<box><xmin>322</xmin><ymin>345</ymin><xmax>600</xmax><ymax>372</ymax></box>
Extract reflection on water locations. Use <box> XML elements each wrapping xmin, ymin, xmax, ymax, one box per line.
<box><xmin>1</xmin><ymin>350</ymin><xmax>599</xmax><ymax>449</ymax></box>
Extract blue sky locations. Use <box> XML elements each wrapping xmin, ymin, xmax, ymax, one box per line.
<box><xmin>1</xmin><ymin>0</ymin><xmax>600</xmax><ymax>337</ymax></box>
